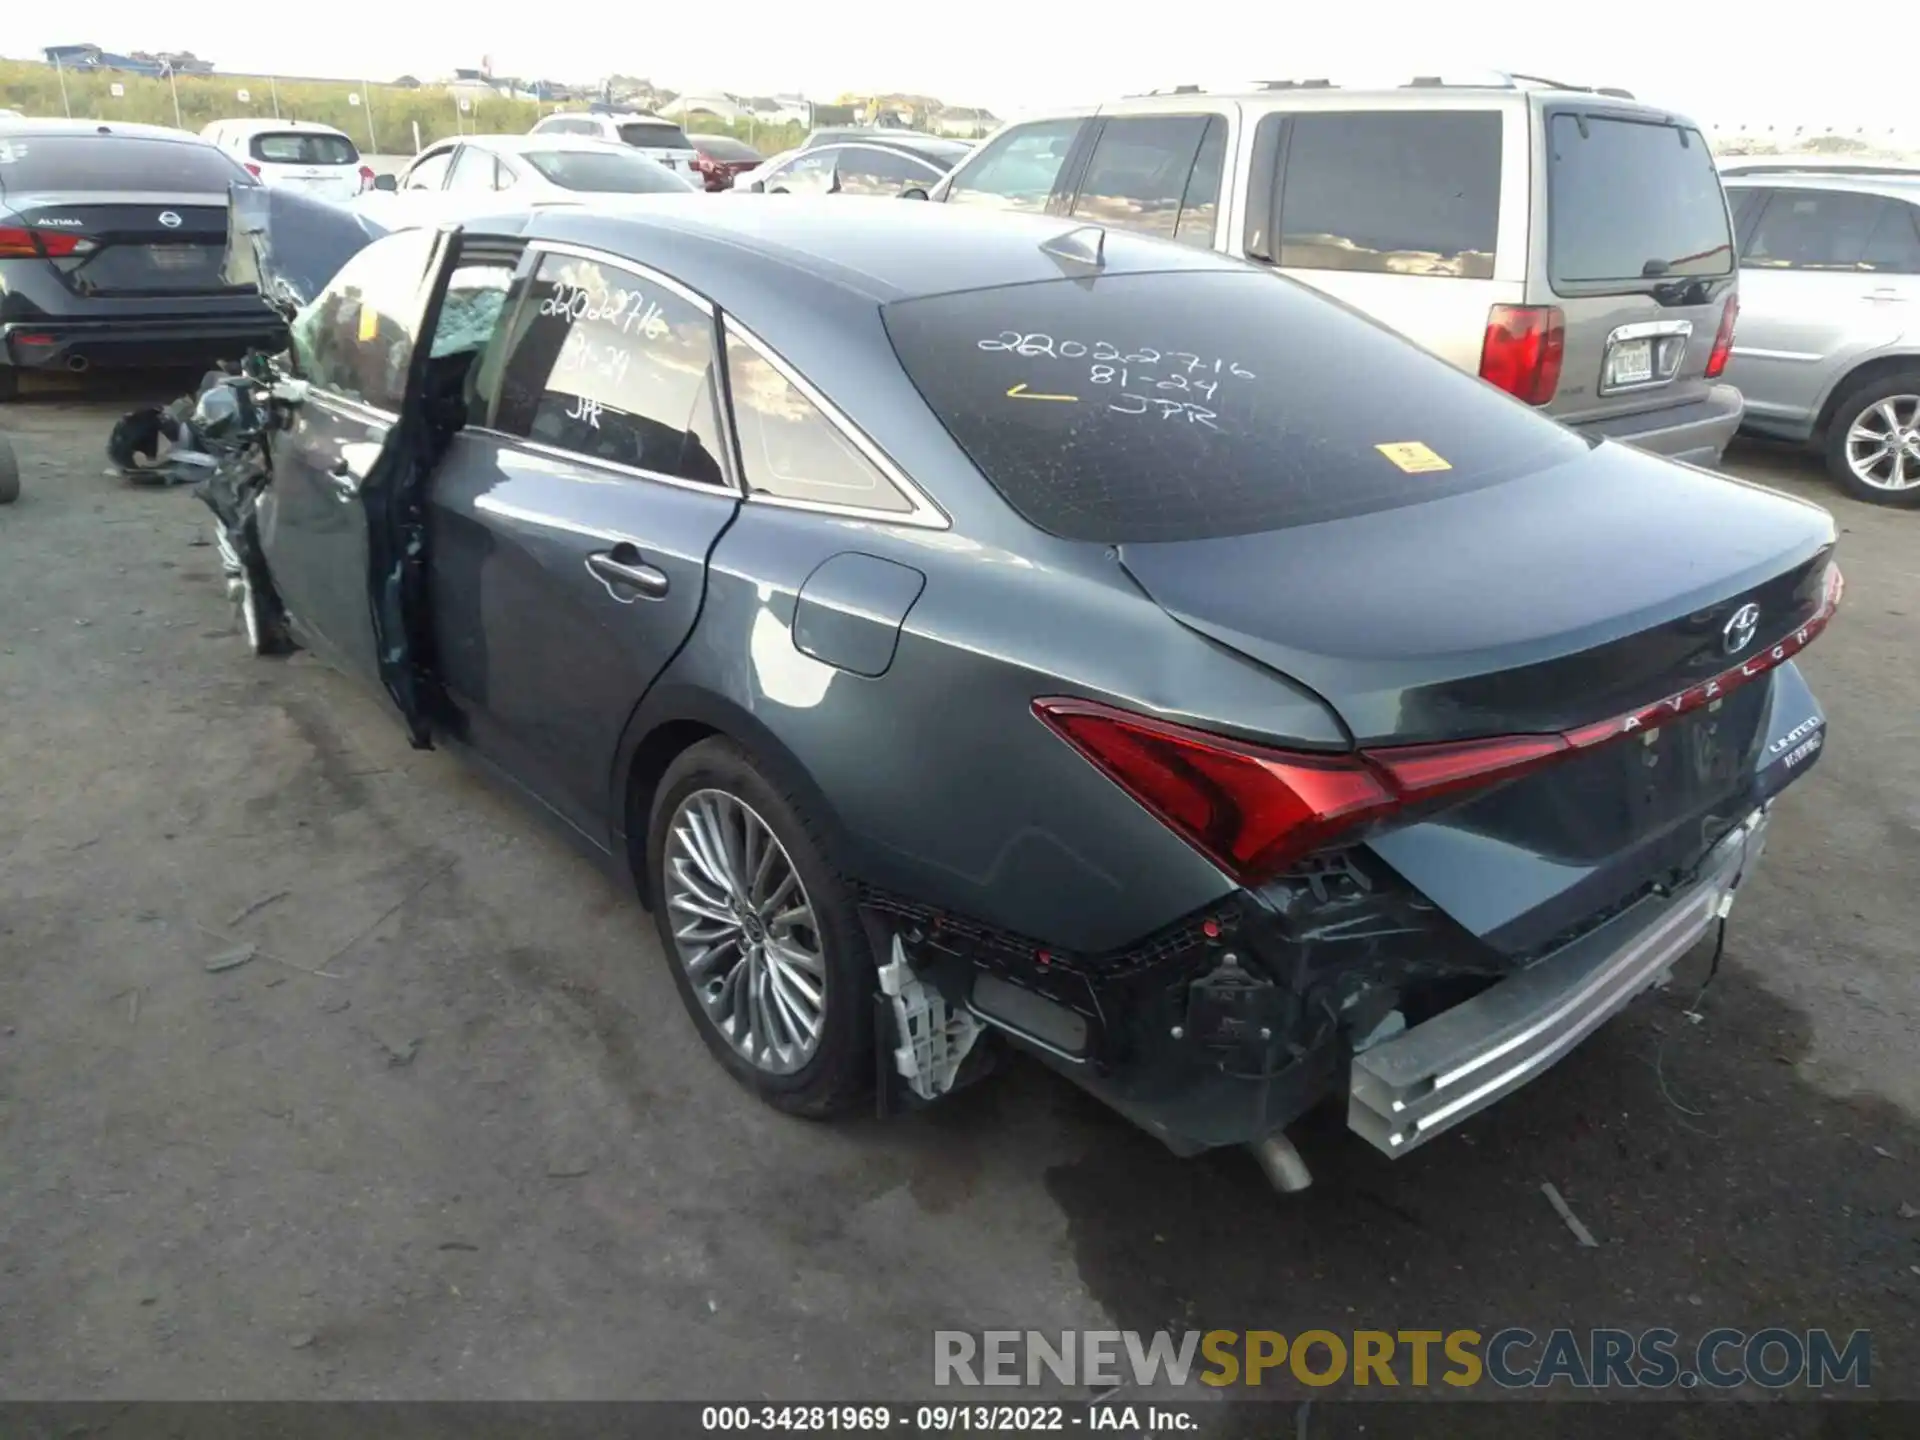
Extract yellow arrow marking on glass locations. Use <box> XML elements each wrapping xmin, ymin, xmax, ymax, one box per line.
<box><xmin>1007</xmin><ymin>382</ymin><xmax>1079</xmax><ymax>402</ymax></box>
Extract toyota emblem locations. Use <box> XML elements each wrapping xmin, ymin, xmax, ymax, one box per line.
<box><xmin>1722</xmin><ymin>602</ymin><xmax>1762</xmax><ymax>655</ymax></box>
<box><xmin>158</xmin><ymin>210</ymin><xmax>183</xmax><ymax>228</ymax></box>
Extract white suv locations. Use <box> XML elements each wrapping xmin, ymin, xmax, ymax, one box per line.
<box><xmin>530</xmin><ymin>111</ymin><xmax>699</xmax><ymax>177</ymax></box>
<box><xmin>929</xmin><ymin>74</ymin><xmax>1745</xmax><ymax>467</ymax></box>
<box><xmin>200</xmin><ymin>119</ymin><xmax>373</xmax><ymax>203</ymax></box>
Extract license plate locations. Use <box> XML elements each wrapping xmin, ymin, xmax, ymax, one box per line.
<box><xmin>149</xmin><ymin>245</ymin><xmax>203</xmax><ymax>270</ymax></box>
<box><xmin>1607</xmin><ymin>337</ymin><xmax>1654</xmax><ymax>387</ymax></box>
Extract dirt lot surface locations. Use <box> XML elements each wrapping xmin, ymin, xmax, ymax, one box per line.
<box><xmin>2</xmin><ymin>377</ymin><xmax>1917</xmax><ymax>1409</ymax></box>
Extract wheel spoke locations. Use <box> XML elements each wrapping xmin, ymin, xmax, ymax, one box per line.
<box><xmin>1875</xmin><ymin>400</ymin><xmax>1903</xmax><ymax>435</ymax></box>
<box><xmin>766</xmin><ymin>944</ymin><xmax>824</xmax><ymax>1007</ymax></box>
<box><xmin>676</xmin><ymin>813</ymin><xmax>731</xmax><ymax>896</ymax></box>
<box><xmin>765</xmin><ymin>961</ymin><xmax>816</xmax><ymax>1047</ymax></box>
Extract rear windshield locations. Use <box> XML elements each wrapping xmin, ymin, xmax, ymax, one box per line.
<box><xmin>693</xmin><ymin>135</ymin><xmax>760</xmax><ymax>162</ymax></box>
<box><xmin>250</xmin><ymin>131</ymin><xmax>359</xmax><ymax>166</ymax></box>
<box><xmin>1547</xmin><ymin>114</ymin><xmax>1733</xmax><ymax>287</ymax></box>
<box><xmin>617</xmin><ymin>122</ymin><xmax>694</xmax><ymax>151</ymax></box>
<box><xmin>0</xmin><ymin>134</ymin><xmax>248</xmax><ymax>192</ymax></box>
<box><xmin>523</xmin><ymin>148</ymin><xmax>693</xmax><ymax>193</ymax></box>
<box><xmin>882</xmin><ymin>270</ymin><xmax>1587</xmax><ymax>543</ymax></box>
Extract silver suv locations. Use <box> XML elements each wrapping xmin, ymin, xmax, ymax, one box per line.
<box><xmin>927</xmin><ymin>74</ymin><xmax>1744</xmax><ymax>466</ymax></box>
<box><xmin>1719</xmin><ymin>162</ymin><xmax>1920</xmax><ymax>505</ymax></box>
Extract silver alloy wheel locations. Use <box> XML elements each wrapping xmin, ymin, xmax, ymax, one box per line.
<box><xmin>1844</xmin><ymin>394</ymin><xmax>1920</xmax><ymax>491</ymax></box>
<box><xmin>664</xmin><ymin>788</ymin><xmax>827</xmax><ymax>1075</ymax></box>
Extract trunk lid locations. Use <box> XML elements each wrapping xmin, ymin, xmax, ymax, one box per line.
<box><xmin>1113</xmin><ymin>441</ymin><xmax>1837</xmax><ymax>956</ymax></box>
<box><xmin>1112</xmin><ymin>440</ymin><xmax>1834</xmax><ymax>747</ymax></box>
<box><xmin>4</xmin><ymin>196</ymin><xmax>235</xmax><ymax>296</ymax></box>
<box><xmin>1535</xmin><ymin>105</ymin><xmax>1738</xmax><ymax>430</ymax></box>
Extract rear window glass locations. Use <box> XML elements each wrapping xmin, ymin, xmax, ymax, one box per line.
<box><xmin>1547</xmin><ymin>115</ymin><xmax>1733</xmax><ymax>287</ymax></box>
<box><xmin>1276</xmin><ymin>112</ymin><xmax>1501</xmax><ymax>279</ymax></box>
<box><xmin>693</xmin><ymin>135</ymin><xmax>760</xmax><ymax>161</ymax></box>
<box><xmin>524</xmin><ymin>149</ymin><xmax>693</xmax><ymax>193</ymax></box>
<box><xmin>882</xmin><ymin>270</ymin><xmax>1585</xmax><ymax>543</ymax></box>
<box><xmin>0</xmin><ymin>135</ymin><xmax>247</xmax><ymax>192</ymax></box>
<box><xmin>251</xmin><ymin>131</ymin><xmax>359</xmax><ymax>165</ymax></box>
<box><xmin>618</xmin><ymin>122</ymin><xmax>694</xmax><ymax>150</ymax></box>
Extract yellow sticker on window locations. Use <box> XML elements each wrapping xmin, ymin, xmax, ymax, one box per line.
<box><xmin>1375</xmin><ymin>441</ymin><xmax>1452</xmax><ymax>474</ymax></box>
<box><xmin>357</xmin><ymin>305</ymin><xmax>379</xmax><ymax>343</ymax></box>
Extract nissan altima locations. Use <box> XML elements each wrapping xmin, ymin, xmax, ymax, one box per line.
<box><xmin>197</xmin><ymin>197</ymin><xmax>1841</xmax><ymax>1188</ymax></box>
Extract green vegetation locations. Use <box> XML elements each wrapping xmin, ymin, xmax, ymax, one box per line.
<box><xmin>0</xmin><ymin>59</ymin><xmax>808</xmax><ymax>155</ymax></box>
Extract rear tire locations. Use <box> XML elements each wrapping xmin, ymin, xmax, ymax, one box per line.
<box><xmin>646</xmin><ymin>737</ymin><xmax>874</xmax><ymax>1119</ymax></box>
<box><xmin>1823</xmin><ymin>372</ymin><xmax>1920</xmax><ymax>506</ymax></box>
<box><xmin>0</xmin><ymin>438</ymin><xmax>18</xmax><ymax>504</ymax></box>
<box><xmin>0</xmin><ymin>366</ymin><xmax>19</xmax><ymax>404</ymax></box>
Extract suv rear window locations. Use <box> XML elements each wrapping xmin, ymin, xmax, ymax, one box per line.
<box><xmin>0</xmin><ymin>135</ymin><xmax>247</xmax><ymax>192</ymax></box>
<box><xmin>251</xmin><ymin>132</ymin><xmax>359</xmax><ymax>165</ymax></box>
<box><xmin>882</xmin><ymin>270</ymin><xmax>1584</xmax><ymax>543</ymax></box>
<box><xmin>618</xmin><ymin>122</ymin><xmax>694</xmax><ymax>150</ymax></box>
<box><xmin>693</xmin><ymin>135</ymin><xmax>760</xmax><ymax>162</ymax></box>
<box><xmin>524</xmin><ymin>148</ymin><xmax>692</xmax><ymax>193</ymax></box>
<box><xmin>1275</xmin><ymin>112</ymin><xmax>1501</xmax><ymax>279</ymax></box>
<box><xmin>1547</xmin><ymin>114</ymin><xmax>1733</xmax><ymax>287</ymax></box>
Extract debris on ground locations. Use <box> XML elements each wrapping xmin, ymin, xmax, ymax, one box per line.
<box><xmin>1541</xmin><ymin>1182</ymin><xmax>1599</xmax><ymax>1248</ymax></box>
<box><xmin>437</xmin><ymin>1241</ymin><xmax>479</xmax><ymax>1252</ymax></box>
<box><xmin>1899</xmin><ymin>1202</ymin><xmax>1918</xmax><ymax>1219</ymax></box>
<box><xmin>203</xmin><ymin>943</ymin><xmax>258</xmax><ymax>974</ymax></box>
<box><xmin>545</xmin><ymin>1161</ymin><xmax>591</xmax><ymax>1179</ymax></box>
<box><xmin>227</xmin><ymin>889</ymin><xmax>291</xmax><ymax>927</ymax></box>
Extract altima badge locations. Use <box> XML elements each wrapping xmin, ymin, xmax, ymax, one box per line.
<box><xmin>1722</xmin><ymin>602</ymin><xmax>1762</xmax><ymax>654</ymax></box>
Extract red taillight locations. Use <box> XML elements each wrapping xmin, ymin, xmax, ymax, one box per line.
<box><xmin>0</xmin><ymin>225</ymin><xmax>93</xmax><ymax>258</ymax></box>
<box><xmin>1034</xmin><ymin>564</ymin><xmax>1844</xmax><ymax>885</ymax></box>
<box><xmin>1479</xmin><ymin>303</ymin><xmax>1565</xmax><ymax>406</ymax></box>
<box><xmin>1705</xmin><ymin>295</ymin><xmax>1738</xmax><ymax>379</ymax></box>
<box><xmin>1032</xmin><ymin>699</ymin><xmax>1393</xmax><ymax>883</ymax></box>
<box><xmin>244</xmin><ymin>162</ymin><xmax>262</xmax><ymax>178</ymax></box>
<box><xmin>359</xmin><ymin>164</ymin><xmax>376</xmax><ymax>192</ymax></box>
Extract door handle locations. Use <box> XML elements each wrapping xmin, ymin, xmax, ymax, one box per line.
<box><xmin>587</xmin><ymin>548</ymin><xmax>670</xmax><ymax>599</ymax></box>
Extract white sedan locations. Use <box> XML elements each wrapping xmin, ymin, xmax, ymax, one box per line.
<box><xmin>363</xmin><ymin>133</ymin><xmax>696</xmax><ymax>220</ymax></box>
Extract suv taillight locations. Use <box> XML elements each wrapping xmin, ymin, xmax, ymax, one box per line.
<box><xmin>244</xmin><ymin>162</ymin><xmax>262</xmax><ymax>178</ymax></box>
<box><xmin>358</xmin><ymin>164</ymin><xmax>377</xmax><ymax>192</ymax></box>
<box><xmin>1479</xmin><ymin>304</ymin><xmax>1565</xmax><ymax>406</ymax></box>
<box><xmin>1705</xmin><ymin>295</ymin><xmax>1738</xmax><ymax>379</ymax></box>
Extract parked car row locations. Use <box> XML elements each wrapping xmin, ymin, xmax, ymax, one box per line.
<box><xmin>17</xmin><ymin>84</ymin><xmax>1909</xmax><ymax>503</ymax></box>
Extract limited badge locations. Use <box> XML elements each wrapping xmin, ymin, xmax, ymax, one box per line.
<box><xmin>1375</xmin><ymin>441</ymin><xmax>1452</xmax><ymax>473</ymax></box>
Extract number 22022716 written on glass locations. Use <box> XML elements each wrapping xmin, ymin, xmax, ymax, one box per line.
<box><xmin>977</xmin><ymin>333</ymin><xmax>1254</xmax><ymax>426</ymax></box>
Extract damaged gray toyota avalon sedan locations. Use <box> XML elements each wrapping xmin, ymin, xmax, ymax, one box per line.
<box><xmin>179</xmin><ymin>193</ymin><xmax>1842</xmax><ymax>1189</ymax></box>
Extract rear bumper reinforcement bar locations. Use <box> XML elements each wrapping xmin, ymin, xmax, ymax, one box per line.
<box><xmin>1349</xmin><ymin>805</ymin><xmax>1770</xmax><ymax>1156</ymax></box>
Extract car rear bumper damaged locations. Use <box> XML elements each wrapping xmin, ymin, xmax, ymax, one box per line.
<box><xmin>1348</xmin><ymin>804</ymin><xmax>1770</xmax><ymax>1157</ymax></box>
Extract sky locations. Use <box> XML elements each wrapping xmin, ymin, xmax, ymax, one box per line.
<box><xmin>3</xmin><ymin>1</ymin><xmax>1913</xmax><ymax>139</ymax></box>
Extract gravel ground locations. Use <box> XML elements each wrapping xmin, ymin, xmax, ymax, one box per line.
<box><xmin>1</xmin><ymin>375</ymin><xmax>1916</xmax><ymax>1408</ymax></box>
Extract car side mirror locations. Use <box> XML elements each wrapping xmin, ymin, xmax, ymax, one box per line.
<box><xmin>898</xmin><ymin>186</ymin><xmax>930</xmax><ymax>201</ymax></box>
<box><xmin>373</xmin><ymin>173</ymin><xmax>397</xmax><ymax>192</ymax></box>
<box><xmin>742</xmin><ymin>178</ymin><xmax>765</xmax><ymax>193</ymax></box>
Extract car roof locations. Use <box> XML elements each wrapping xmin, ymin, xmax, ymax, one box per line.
<box><xmin>1722</xmin><ymin>169</ymin><xmax>1920</xmax><ymax>203</ymax></box>
<box><xmin>445</xmin><ymin>132</ymin><xmax>643</xmax><ymax>156</ymax></box>
<box><xmin>0</xmin><ymin>118</ymin><xmax>204</xmax><ymax>142</ymax></box>
<box><xmin>511</xmin><ymin>193</ymin><xmax>1239</xmax><ymax>304</ymax></box>
<box><xmin>546</xmin><ymin>110</ymin><xmax>672</xmax><ymax>123</ymax></box>
<box><xmin>210</xmin><ymin>118</ymin><xmax>351</xmax><ymax>137</ymax></box>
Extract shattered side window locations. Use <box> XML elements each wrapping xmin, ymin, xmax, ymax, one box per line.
<box><xmin>288</xmin><ymin>229</ymin><xmax>437</xmax><ymax>412</ymax></box>
<box><xmin>430</xmin><ymin>265</ymin><xmax>514</xmax><ymax>359</ymax></box>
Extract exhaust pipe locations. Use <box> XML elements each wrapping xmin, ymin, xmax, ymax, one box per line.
<box><xmin>1249</xmin><ymin>1131</ymin><xmax>1313</xmax><ymax>1194</ymax></box>
<box><xmin>66</xmin><ymin>355</ymin><xmax>90</xmax><ymax>373</ymax></box>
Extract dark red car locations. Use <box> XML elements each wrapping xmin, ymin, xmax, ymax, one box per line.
<box><xmin>687</xmin><ymin>134</ymin><xmax>763</xmax><ymax>191</ymax></box>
